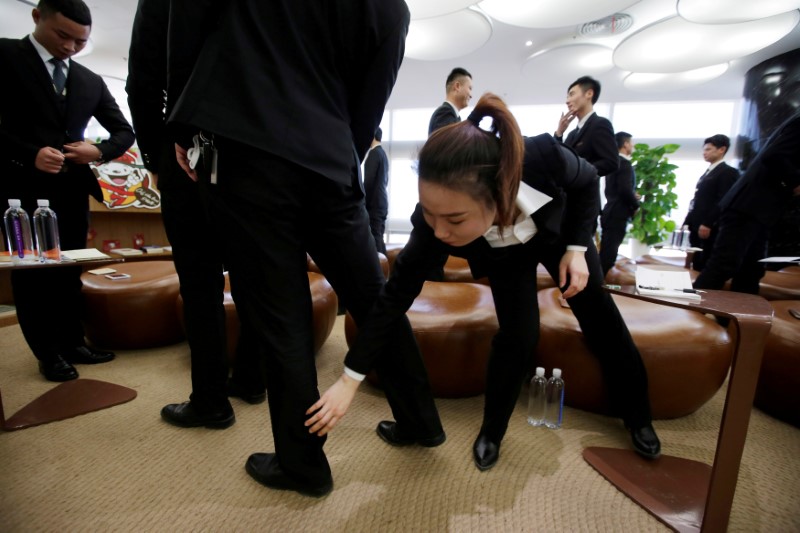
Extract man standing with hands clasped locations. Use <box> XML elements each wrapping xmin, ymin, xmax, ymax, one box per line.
<box><xmin>0</xmin><ymin>0</ymin><xmax>134</xmax><ymax>382</ymax></box>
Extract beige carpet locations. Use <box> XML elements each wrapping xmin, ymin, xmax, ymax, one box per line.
<box><xmin>1</xmin><ymin>316</ymin><xmax>798</xmax><ymax>532</ymax></box>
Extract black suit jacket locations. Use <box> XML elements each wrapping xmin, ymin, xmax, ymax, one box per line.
<box><xmin>168</xmin><ymin>0</ymin><xmax>410</xmax><ymax>184</ymax></box>
<box><xmin>683</xmin><ymin>161</ymin><xmax>739</xmax><ymax>230</ymax></box>
<box><xmin>344</xmin><ymin>134</ymin><xmax>598</xmax><ymax>374</ymax></box>
<box><xmin>601</xmin><ymin>155</ymin><xmax>639</xmax><ymax>222</ymax></box>
<box><xmin>0</xmin><ymin>37</ymin><xmax>134</xmax><ymax>213</ymax></box>
<box><xmin>719</xmin><ymin>111</ymin><xmax>800</xmax><ymax>227</ymax></box>
<box><xmin>428</xmin><ymin>102</ymin><xmax>459</xmax><ymax>136</ymax></box>
<box><xmin>562</xmin><ymin>113</ymin><xmax>618</xmax><ymax>177</ymax></box>
<box><xmin>364</xmin><ymin>144</ymin><xmax>389</xmax><ymax>221</ymax></box>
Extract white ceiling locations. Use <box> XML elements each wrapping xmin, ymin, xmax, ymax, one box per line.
<box><xmin>2</xmin><ymin>0</ymin><xmax>799</xmax><ymax>110</ymax></box>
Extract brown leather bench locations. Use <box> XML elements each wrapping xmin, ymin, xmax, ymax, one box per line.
<box><xmin>536</xmin><ymin>287</ymin><xmax>733</xmax><ymax>419</ymax></box>
<box><xmin>177</xmin><ymin>271</ymin><xmax>338</xmax><ymax>363</ymax></box>
<box><xmin>81</xmin><ymin>261</ymin><xmax>184</xmax><ymax>349</ymax></box>
<box><xmin>345</xmin><ymin>281</ymin><xmax>499</xmax><ymax>398</ymax></box>
<box><xmin>754</xmin><ymin>300</ymin><xmax>800</xmax><ymax>427</ymax></box>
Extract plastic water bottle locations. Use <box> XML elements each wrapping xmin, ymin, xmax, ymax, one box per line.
<box><xmin>544</xmin><ymin>368</ymin><xmax>565</xmax><ymax>429</ymax></box>
<box><xmin>679</xmin><ymin>225</ymin><xmax>691</xmax><ymax>251</ymax></box>
<box><xmin>33</xmin><ymin>199</ymin><xmax>61</xmax><ymax>263</ymax></box>
<box><xmin>527</xmin><ymin>367</ymin><xmax>547</xmax><ymax>427</ymax></box>
<box><xmin>4</xmin><ymin>199</ymin><xmax>37</xmax><ymax>264</ymax></box>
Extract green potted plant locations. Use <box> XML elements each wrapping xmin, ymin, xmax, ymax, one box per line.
<box><xmin>629</xmin><ymin>143</ymin><xmax>680</xmax><ymax>247</ymax></box>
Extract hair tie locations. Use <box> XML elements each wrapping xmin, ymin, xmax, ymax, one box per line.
<box><xmin>467</xmin><ymin>111</ymin><xmax>482</xmax><ymax>126</ymax></box>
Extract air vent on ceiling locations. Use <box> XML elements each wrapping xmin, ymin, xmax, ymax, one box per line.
<box><xmin>579</xmin><ymin>13</ymin><xmax>633</xmax><ymax>37</ymax></box>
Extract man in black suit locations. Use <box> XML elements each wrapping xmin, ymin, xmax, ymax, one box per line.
<box><xmin>554</xmin><ymin>76</ymin><xmax>618</xmax><ymax>236</ymax></box>
<box><xmin>363</xmin><ymin>127</ymin><xmax>389</xmax><ymax>254</ymax></box>
<box><xmin>682</xmin><ymin>134</ymin><xmax>739</xmax><ymax>271</ymax></box>
<box><xmin>0</xmin><ymin>0</ymin><xmax>134</xmax><ymax>382</ymax></box>
<box><xmin>428</xmin><ymin>67</ymin><xmax>472</xmax><ymax>136</ymax></box>
<box><xmin>600</xmin><ymin>131</ymin><xmax>640</xmax><ymax>275</ymax></box>
<box><xmin>166</xmin><ymin>0</ymin><xmax>442</xmax><ymax>498</ymax></box>
<box><xmin>126</xmin><ymin>0</ymin><xmax>264</xmax><ymax>431</ymax></box>
<box><xmin>695</xmin><ymin>111</ymin><xmax>800</xmax><ymax>293</ymax></box>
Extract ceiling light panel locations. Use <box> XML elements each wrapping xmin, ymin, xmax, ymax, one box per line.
<box><xmin>678</xmin><ymin>0</ymin><xmax>800</xmax><ymax>24</ymax></box>
<box><xmin>623</xmin><ymin>63</ymin><xmax>730</xmax><ymax>92</ymax></box>
<box><xmin>405</xmin><ymin>0</ymin><xmax>479</xmax><ymax>20</ymax></box>
<box><xmin>613</xmin><ymin>11</ymin><xmax>800</xmax><ymax>72</ymax></box>
<box><xmin>478</xmin><ymin>0</ymin><xmax>640</xmax><ymax>28</ymax></box>
<box><xmin>405</xmin><ymin>9</ymin><xmax>493</xmax><ymax>61</ymax></box>
<box><xmin>523</xmin><ymin>44</ymin><xmax>614</xmax><ymax>78</ymax></box>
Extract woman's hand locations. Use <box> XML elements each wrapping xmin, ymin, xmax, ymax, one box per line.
<box><xmin>305</xmin><ymin>373</ymin><xmax>361</xmax><ymax>436</ymax></box>
<box><xmin>558</xmin><ymin>249</ymin><xmax>589</xmax><ymax>299</ymax></box>
<box><xmin>175</xmin><ymin>143</ymin><xmax>198</xmax><ymax>181</ymax></box>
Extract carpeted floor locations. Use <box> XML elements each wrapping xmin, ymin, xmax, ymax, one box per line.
<box><xmin>1</xmin><ymin>316</ymin><xmax>798</xmax><ymax>532</ymax></box>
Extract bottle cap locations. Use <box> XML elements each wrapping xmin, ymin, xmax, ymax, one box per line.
<box><xmin>8</xmin><ymin>199</ymin><xmax>21</xmax><ymax>207</ymax></box>
<box><xmin>37</xmin><ymin>199</ymin><xmax>50</xmax><ymax>207</ymax></box>
<box><xmin>552</xmin><ymin>368</ymin><xmax>562</xmax><ymax>378</ymax></box>
<box><xmin>535</xmin><ymin>367</ymin><xmax>545</xmax><ymax>377</ymax></box>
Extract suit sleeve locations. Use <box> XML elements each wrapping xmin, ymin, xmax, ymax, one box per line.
<box><xmin>349</xmin><ymin>4</ymin><xmax>410</xmax><ymax>162</ymax></box>
<box><xmin>126</xmin><ymin>0</ymin><xmax>168</xmax><ymax>172</ymax></box>
<box><xmin>92</xmin><ymin>80</ymin><xmax>135</xmax><ymax>162</ymax></box>
<box><xmin>591</xmin><ymin>117</ymin><xmax>619</xmax><ymax>177</ymax></box>
<box><xmin>363</xmin><ymin>149</ymin><xmax>378</xmax><ymax>209</ymax></box>
<box><xmin>344</xmin><ymin>205</ymin><xmax>446</xmax><ymax>374</ymax></box>
<box><xmin>428</xmin><ymin>106</ymin><xmax>458</xmax><ymax>136</ymax></box>
<box><xmin>618</xmin><ymin>159</ymin><xmax>640</xmax><ymax>213</ymax></box>
<box><xmin>701</xmin><ymin>166</ymin><xmax>738</xmax><ymax>227</ymax></box>
<box><xmin>557</xmin><ymin>143</ymin><xmax>601</xmax><ymax>246</ymax></box>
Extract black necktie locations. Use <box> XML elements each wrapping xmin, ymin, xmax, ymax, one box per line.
<box><xmin>50</xmin><ymin>58</ymin><xmax>66</xmax><ymax>95</ymax></box>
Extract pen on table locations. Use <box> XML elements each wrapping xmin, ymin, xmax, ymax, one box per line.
<box><xmin>637</xmin><ymin>285</ymin><xmax>705</xmax><ymax>294</ymax></box>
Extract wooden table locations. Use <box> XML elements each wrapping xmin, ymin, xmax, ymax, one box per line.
<box><xmin>583</xmin><ymin>286</ymin><xmax>773</xmax><ymax>533</ymax></box>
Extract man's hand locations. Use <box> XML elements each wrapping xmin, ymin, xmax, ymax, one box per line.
<box><xmin>558</xmin><ymin>249</ymin><xmax>589</xmax><ymax>299</ymax></box>
<box><xmin>63</xmin><ymin>141</ymin><xmax>102</xmax><ymax>165</ymax></box>
<box><xmin>305</xmin><ymin>373</ymin><xmax>361</xmax><ymax>436</ymax></box>
<box><xmin>175</xmin><ymin>143</ymin><xmax>198</xmax><ymax>182</ymax></box>
<box><xmin>35</xmin><ymin>146</ymin><xmax>66</xmax><ymax>173</ymax></box>
<box><xmin>698</xmin><ymin>224</ymin><xmax>711</xmax><ymax>239</ymax></box>
<box><xmin>555</xmin><ymin>111</ymin><xmax>576</xmax><ymax>138</ymax></box>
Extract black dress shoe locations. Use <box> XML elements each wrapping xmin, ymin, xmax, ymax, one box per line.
<box><xmin>160</xmin><ymin>401</ymin><xmax>235</xmax><ymax>429</ymax></box>
<box><xmin>227</xmin><ymin>379</ymin><xmax>266</xmax><ymax>405</ymax></box>
<box><xmin>473</xmin><ymin>433</ymin><xmax>500</xmax><ymax>471</ymax></box>
<box><xmin>629</xmin><ymin>423</ymin><xmax>661</xmax><ymax>459</ymax></box>
<box><xmin>62</xmin><ymin>345</ymin><xmax>115</xmax><ymax>365</ymax></box>
<box><xmin>376</xmin><ymin>421</ymin><xmax>446</xmax><ymax>448</ymax></box>
<box><xmin>38</xmin><ymin>356</ymin><xmax>78</xmax><ymax>382</ymax></box>
<box><xmin>245</xmin><ymin>452</ymin><xmax>333</xmax><ymax>498</ymax></box>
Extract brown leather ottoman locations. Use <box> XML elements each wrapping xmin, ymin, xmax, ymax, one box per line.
<box><xmin>754</xmin><ymin>300</ymin><xmax>800</xmax><ymax>427</ymax></box>
<box><xmin>177</xmin><ymin>271</ymin><xmax>338</xmax><ymax>363</ymax></box>
<box><xmin>345</xmin><ymin>281</ymin><xmax>499</xmax><ymax>398</ymax></box>
<box><xmin>759</xmin><ymin>268</ymin><xmax>800</xmax><ymax>301</ymax></box>
<box><xmin>536</xmin><ymin>287</ymin><xmax>733</xmax><ymax>419</ymax></box>
<box><xmin>80</xmin><ymin>261</ymin><xmax>184</xmax><ymax>349</ymax></box>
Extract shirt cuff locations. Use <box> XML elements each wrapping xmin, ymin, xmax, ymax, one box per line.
<box><xmin>344</xmin><ymin>366</ymin><xmax>366</xmax><ymax>382</ymax></box>
<box><xmin>566</xmin><ymin>245</ymin><xmax>588</xmax><ymax>252</ymax></box>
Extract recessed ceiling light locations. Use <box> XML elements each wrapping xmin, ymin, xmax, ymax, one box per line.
<box><xmin>525</xmin><ymin>40</ymin><xmax>533</xmax><ymax>47</ymax></box>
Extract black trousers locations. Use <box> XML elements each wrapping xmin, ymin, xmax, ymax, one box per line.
<box><xmin>11</xmin><ymin>192</ymin><xmax>89</xmax><ymax>361</ymax></box>
<box><xmin>158</xmin><ymin>148</ymin><xmax>258</xmax><ymax>413</ymax></box>
<box><xmin>599</xmin><ymin>216</ymin><xmax>628</xmax><ymax>275</ymax></box>
<box><xmin>207</xmin><ymin>137</ymin><xmax>441</xmax><ymax>486</ymax></box>
<box><xmin>693</xmin><ymin>210</ymin><xmax>767</xmax><ymax>294</ymax></box>
<box><xmin>480</xmin><ymin>238</ymin><xmax>652</xmax><ymax>443</ymax></box>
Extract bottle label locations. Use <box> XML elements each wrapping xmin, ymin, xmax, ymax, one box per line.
<box><xmin>13</xmin><ymin>217</ymin><xmax>24</xmax><ymax>258</ymax></box>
